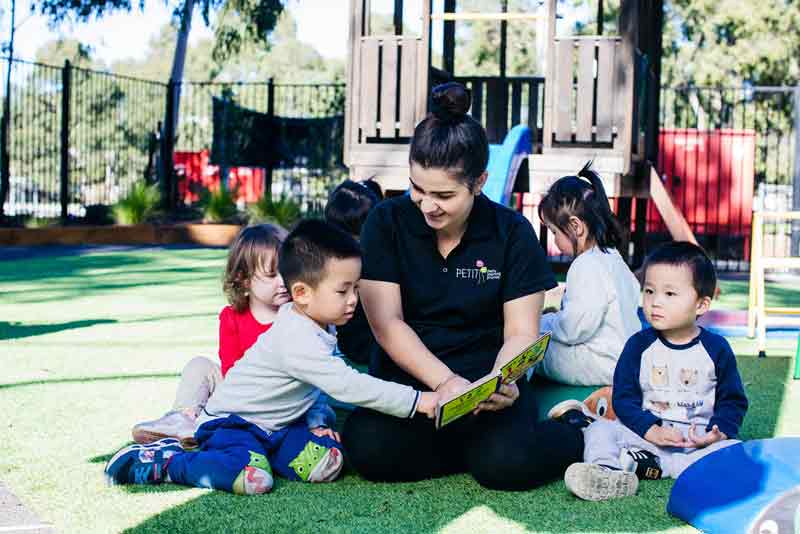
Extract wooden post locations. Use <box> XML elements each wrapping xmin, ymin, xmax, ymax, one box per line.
<box><xmin>417</xmin><ymin>0</ymin><xmax>432</xmax><ymax>121</ymax></box>
<box><xmin>542</xmin><ymin>0</ymin><xmax>556</xmax><ymax>149</ymax></box>
<box><xmin>443</xmin><ymin>0</ymin><xmax>456</xmax><ymax>74</ymax></box>
<box><xmin>60</xmin><ymin>60</ymin><xmax>71</xmax><ymax>222</ymax></box>
<box><xmin>597</xmin><ymin>0</ymin><xmax>604</xmax><ymax>35</ymax></box>
<box><xmin>393</xmin><ymin>0</ymin><xmax>403</xmax><ymax>34</ymax></box>
<box><xmin>499</xmin><ymin>0</ymin><xmax>508</xmax><ymax>78</ymax></box>
<box><xmin>747</xmin><ymin>212</ymin><xmax>761</xmax><ymax>338</ymax></box>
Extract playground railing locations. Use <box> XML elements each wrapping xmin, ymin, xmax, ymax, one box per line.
<box><xmin>747</xmin><ymin>210</ymin><xmax>800</xmax><ymax>357</ymax></box>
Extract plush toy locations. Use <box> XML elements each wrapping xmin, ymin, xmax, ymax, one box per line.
<box><xmin>546</xmin><ymin>386</ymin><xmax>617</xmax><ymax>422</ymax></box>
<box><xmin>582</xmin><ymin>386</ymin><xmax>616</xmax><ymax>421</ymax></box>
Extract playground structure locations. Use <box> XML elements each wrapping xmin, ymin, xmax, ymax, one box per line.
<box><xmin>747</xmin><ymin>211</ymin><xmax>800</xmax><ymax>358</ymax></box>
<box><xmin>343</xmin><ymin>0</ymin><xmax>685</xmax><ymax>264</ymax></box>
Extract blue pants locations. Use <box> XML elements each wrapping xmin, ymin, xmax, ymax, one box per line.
<box><xmin>167</xmin><ymin>414</ymin><xmax>343</xmax><ymax>494</ymax></box>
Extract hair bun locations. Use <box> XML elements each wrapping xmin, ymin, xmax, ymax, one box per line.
<box><xmin>431</xmin><ymin>82</ymin><xmax>471</xmax><ymax>124</ymax></box>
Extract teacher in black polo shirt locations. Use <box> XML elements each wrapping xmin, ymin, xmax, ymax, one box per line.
<box><xmin>342</xmin><ymin>82</ymin><xmax>584</xmax><ymax>490</ymax></box>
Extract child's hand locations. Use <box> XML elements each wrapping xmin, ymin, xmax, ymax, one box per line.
<box><xmin>416</xmin><ymin>391</ymin><xmax>440</xmax><ymax>419</ymax></box>
<box><xmin>310</xmin><ymin>426</ymin><xmax>341</xmax><ymax>443</ymax></box>
<box><xmin>687</xmin><ymin>424</ymin><xmax>727</xmax><ymax>448</ymax></box>
<box><xmin>644</xmin><ymin>424</ymin><xmax>691</xmax><ymax>448</ymax></box>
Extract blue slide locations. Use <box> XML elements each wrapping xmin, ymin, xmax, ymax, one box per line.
<box><xmin>668</xmin><ymin>438</ymin><xmax>800</xmax><ymax>533</ymax></box>
<box><xmin>483</xmin><ymin>125</ymin><xmax>532</xmax><ymax>206</ymax></box>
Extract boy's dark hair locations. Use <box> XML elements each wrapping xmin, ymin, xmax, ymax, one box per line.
<box><xmin>409</xmin><ymin>82</ymin><xmax>489</xmax><ymax>191</ymax></box>
<box><xmin>223</xmin><ymin>223</ymin><xmax>287</xmax><ymax>312</ymax></box>
<box><xmin>643</xmin><ymin>241</ymin><xmax>717</xmax><ymax>298</ymax></box>
<box><xmin>538</xmin><ymin>162</ymin><xmax>624</xmax><ymax>253</ymax></box>
<box><xmin>324</xmin><ymin>179</ymin><xmax>380</xmax><ymax>237</ymax></box>
<box><xmin>279</xmin><ymin>219</ymin><xmax>361</xmax><ymax>290</ymax></box>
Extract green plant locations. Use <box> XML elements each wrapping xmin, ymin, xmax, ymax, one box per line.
<box><xmin>112</xmin><ymin>182</ymin><xmax>161</xmax><ymax>225</ymax></box>
<box><xmin>248</xmin><ymin>195</ymin><xmax>302</xmax><ymax>228</ymax></box>
<box><xmin>200</xmin><ymin>186</ymin><xmax>239</xmax><ymax>223</ymax></box>
<box><xmin>24</xmin><ymin>216</ymin><xmax>59</xmax><ymax>229</ymax></box>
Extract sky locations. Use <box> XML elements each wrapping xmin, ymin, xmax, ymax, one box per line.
<box><xmin>3</xmin><ymin>0</ymin><xmax>361</xmax><ymax>64</ymax></box>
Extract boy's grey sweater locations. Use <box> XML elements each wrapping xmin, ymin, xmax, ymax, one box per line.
<box><xmin>198</xmin><ymin>302</ymin><xmax>419</xmax><ymax>432</ymax></box>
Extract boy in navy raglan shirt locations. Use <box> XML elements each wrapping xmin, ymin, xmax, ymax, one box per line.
<box><xmin>564</xmin><ymin>241</ymin><xmax>748</xmax><ymax>501</ymax></box>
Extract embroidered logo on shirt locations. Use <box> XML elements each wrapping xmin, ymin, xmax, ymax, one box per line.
<box><xmin>455</xmin><ymin>259</ymin><xmax>501</xmax><ymax>285</ymax></box>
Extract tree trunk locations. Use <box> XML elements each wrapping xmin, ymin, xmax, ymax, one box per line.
<box><xmin>159</xmin><ymin>0</ymin><xmax>195</xmax><ymax>210</ymax></box>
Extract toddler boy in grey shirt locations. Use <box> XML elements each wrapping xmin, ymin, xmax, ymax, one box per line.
<box><xmin>105</xmin><ymin>219</ymin><xmax>440</xmax><ymax>494</ymax></box>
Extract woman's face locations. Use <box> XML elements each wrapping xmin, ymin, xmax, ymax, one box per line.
<box><xmin>409</xmin><ymin>163</ymin><xmax>483</xmax><ymax>234</ymax></box>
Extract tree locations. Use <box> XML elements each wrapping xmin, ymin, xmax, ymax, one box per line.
<box><xmin>451</xmin><ymin>0</ymin><xmax>543</xmax><ymax>76</ymax></box>
<box><xmin>31</xmin><ymin>0</ymin><xmax>284</xmax><ymax>63</ymax></box>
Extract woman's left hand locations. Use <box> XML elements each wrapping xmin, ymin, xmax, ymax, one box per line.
<box><xmin>473</xmin><ymin>383</ymin><xmax>519</xmax><ymax>414</ymax></box>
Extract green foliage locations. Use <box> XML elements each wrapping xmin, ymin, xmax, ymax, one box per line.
<box><xmin>199</xmin><ymin>186</ymin><xmax>239</xmax><ymax>223</ymax></box>
<box><xmin>248</xmin><ymin>195</ymin><xmax>301</xmax><ymax>228</ymax></box>
<box><xmin>112</xmin><ymin>182</ymin><xmax>161</xmax><ymax>225</ymax></box>
<box><xmin>32</xmin><ymin>0</ymin><xmax>285</xmax><ymax>65</ymax></box>
<box><xmin>24</xmin><ymin>217</ymin><xmax>59</xmax><ymax>229</ymax></box>
<box><xmin>662</xmin><ymin>0</ymin><xmax>800</xmax><ymax>87</ymax></box>
<box><xmin>447</xmin><ymin>0</ymin><xmax>543</xmax><ymax>76</ymax></box>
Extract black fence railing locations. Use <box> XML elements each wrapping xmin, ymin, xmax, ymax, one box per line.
<box><xmin>0</xmin><ymin>58</ymin><xmax>346</xmax><ymax>222</ymax></box>
<box><xmin>1</xmin><ymin>57</ymin><xmax>797</xmax><ymax>272</ymax></box>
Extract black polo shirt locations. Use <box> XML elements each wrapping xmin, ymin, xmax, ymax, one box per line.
<box><xmin>360</xmin><ymin>192</ymin><xmax>557</xmax><ymax>388</ymax></box>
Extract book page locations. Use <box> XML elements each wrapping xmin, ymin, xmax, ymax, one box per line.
<box><xmin>499</xmin><ymin>332</ymin><xmax>551</xmax><ymax>384</ymax></box>
<box><xmin>435</xmin><ymin>374</ymin><xmax>500</xmax><ymax>429</ymax></box>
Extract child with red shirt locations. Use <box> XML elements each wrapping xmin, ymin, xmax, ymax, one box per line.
<box><xmin>132</xmin><ymin>224</ymin><xmax>336</xmax><ymax>447</ymax></box>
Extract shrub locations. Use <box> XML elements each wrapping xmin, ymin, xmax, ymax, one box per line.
<box><xmin>200</xmin><ymin>186</ymin><xmax>239</xmax><ymax>223</ymax></box>
<box><xmin>112</xmin><ymin>182</ymin><xmax>161</xmax><ymax>225</ymax></box>
<box><xmin>24</xmin><ymin>217</ymin><xmax>58</xmax><ymax>229</ymax></box>
<box><xmin>248</xmin><ymin>195</ymin><xmax>302</xmax><ymax>228</ymax></box>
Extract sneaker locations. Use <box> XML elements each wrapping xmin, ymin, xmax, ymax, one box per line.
<box><xmin>620</xmin><ymin>448</ymin><xmax>663</xmax><ymax>480</ymax></box>
<box><xmin>564</xmin><ymin>463</ymin><xmax>639</xmax><ymax>501</ymax></box>
<box><xmin>132</xmin><ymin>411</ymin><xmax>198</xmax><ymax>449</ymax></box>
<box><xmin>105</xmin><ymin>438</ymin><xmax>183</xmax><ymax>486</ymax></box>
<box><xmin>549</xmin><ymin>406</ymin><xmax>595</xmax><ymax>431</ymax></box>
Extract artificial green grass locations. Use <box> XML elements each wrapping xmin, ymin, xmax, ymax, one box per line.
<box><xmin>1</xmin><ymin>248</ymin><xmax>799</xmax><ymax>534</ymax></box>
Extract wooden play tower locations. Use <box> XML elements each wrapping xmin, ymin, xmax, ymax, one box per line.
<box><xmin>345</xmin><ymin>0</ymin><xmax>665</xmax><ymax>262</ymax></box>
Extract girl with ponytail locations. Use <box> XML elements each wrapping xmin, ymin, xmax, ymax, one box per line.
<box><xmin>536</xmin><ymin>163</ymin><xmax>642</xmax><ymax>386</ymax></box>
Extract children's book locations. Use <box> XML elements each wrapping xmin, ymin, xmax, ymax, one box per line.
<box><xmin>434</xmin><ymin>332</ymin><xmax>551</xmax><ymax>429</ymax></box>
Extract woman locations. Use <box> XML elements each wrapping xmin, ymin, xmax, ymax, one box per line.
<box><xmin>342</xmin><ymin>82</ymin><xmax>584</xmax><ymax>490</ymax></box>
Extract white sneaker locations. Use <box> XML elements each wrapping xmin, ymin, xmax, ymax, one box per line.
<box><xmin>132</xmin><ymin>411</ymin><xmax>198</xmax><ymax>449</ymax></box>
<box><xmin>564</xmin><ymin>463</ymin><xmax>639</xmax><ymax>501</ymax></box>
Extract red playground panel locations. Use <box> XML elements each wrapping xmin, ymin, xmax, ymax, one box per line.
<box><xmin>652</xmin><ymin>129</ymin><xmax>756</xmax><ymax>241</ymax></box>
<box><xmin>174</xmin><ymin>150</ymin><xmax>266</xmax><ymax>204</ymax></box>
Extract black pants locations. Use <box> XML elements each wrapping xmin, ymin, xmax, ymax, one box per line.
<box><xmin>342</xmin><ymin>380</ymin><xmax>584</xmax><ymax>491</ymax></box>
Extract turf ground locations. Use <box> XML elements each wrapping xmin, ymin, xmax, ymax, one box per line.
<box><xmin>1</xmin><ymin>247</ymin><xmax>798</xmax><ymax>533</ymax></box>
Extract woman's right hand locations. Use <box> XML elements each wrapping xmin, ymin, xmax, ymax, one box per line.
<box><xmin>435</xmin><ymin>374</ymin><xmax>472</xmax><ymax>398</ymax></box>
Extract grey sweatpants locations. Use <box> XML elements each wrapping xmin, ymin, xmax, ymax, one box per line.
<box><xmin>171</xmin><ymin>356</ymin><xmax>224</xmax><ymax>417</ymax></box>
<box><xmin>583</xmin><ymin>418</ymin><xmax>739</xmax><ymax>479</ymax></box>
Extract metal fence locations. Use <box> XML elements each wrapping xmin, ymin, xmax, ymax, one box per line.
<box><xmin>1</xmin><ymin>59</ymin><xmax>167</xmax><ymax>219</ymax></box>
<box><xmin>2</xmin><ymin>57</ymin><xmax>798</xmax><ymax>272</ymax></box>
<box><xmin>654</xmin><ymin>86</ymin><xmax>799</xmax><ymax>271</ymax></box>
<box><xmin>0</xmin><ymin>58</ymin><xmax>347</xmax><ymax>222</ymax></box>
